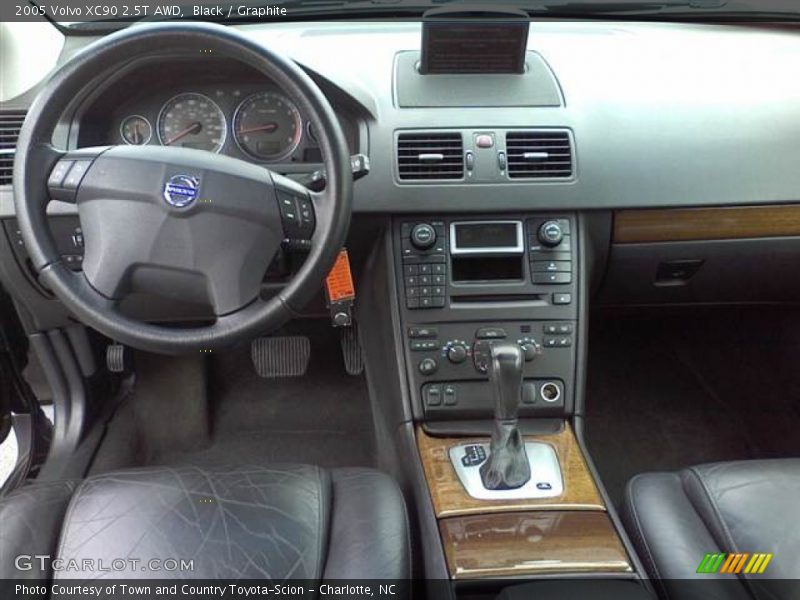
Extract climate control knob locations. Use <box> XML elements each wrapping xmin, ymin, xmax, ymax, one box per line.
<box><xmin>538</xmin><ymin>220</ymin><xmax>564</xmax><ymax>247</ymax></box>
<box><xmin>410</xmin><ymin>223</ymin><xmax>437</xmax><ymax>250</ymax></box>
<box><xmin>446</xmin><ymin>342</ymin><xmax>469</xmax><ymax>364</ymax></box>
<box><xmin>518</xmin><ymin>338</ymin><xmax>542</xmax><ymax>362</ymax></box>
<box><xmin>418</xmin><ymin>357</ymin><xmax>438</xmax><ymax>376</ymax></box>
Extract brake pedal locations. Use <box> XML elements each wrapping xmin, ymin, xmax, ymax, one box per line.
<box><xmin>251</xmin><ymin>336</ymin><xmax>310</xmax><ymax>378</ymax></box>
<box><xmin>340</xmin><ymin>325</ymin><xmax>364</xmax><ymax>376</ymax></box>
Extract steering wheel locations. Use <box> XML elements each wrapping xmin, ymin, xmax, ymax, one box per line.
<box><xmin>13</xmin><ymin>23</ymin><xmax>352</xmax><ymax>355</ymax></box>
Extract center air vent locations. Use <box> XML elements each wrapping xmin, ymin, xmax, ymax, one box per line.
<box><xmin>0</xmin><ymin>110</ymin><xmax>27</xmax><ymax>186</ymax></box>
<box><xmin>397</xmin><ymin>132</ymin><xmax>464</xmax><ymax>180</ymax></box>
<box><xmin>506</xmin><ymin>131</ymin><xmax>572</xmax><ymax>179</ymax></box>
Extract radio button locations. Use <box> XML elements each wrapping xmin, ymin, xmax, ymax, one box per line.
<box><xmin>553</xmin><ymin>293</ymin><xmax>572</xmax><ymax>305</ymax></box>
<box><xmin>530</xmin><ymin>250</ymin><xmax>571</xmax><ymax>262</ymax></box>
<box><xmin>411</xmin><ymin>223</ymin><xmax>437</xmax><ymax>250</ymax></box>
<box><xmin>532</xmin><ymin>261</ymin><xmax>572</xmax><ymax>273</ymax></box>
<box><xmin>533</xmin><ymin>272</ymin><xmax>572</xmax><ymax>284</ymax></box>
<box><xmin>538</xmin><ymin>220</ymin><xmax>564</xmax><ymax>247</ymax></box>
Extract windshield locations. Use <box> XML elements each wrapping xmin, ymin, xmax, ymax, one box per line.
<box><xmin>3</xmin><ymin>0</ymin><xmax>800</xmax><ymax>27</ymax></box>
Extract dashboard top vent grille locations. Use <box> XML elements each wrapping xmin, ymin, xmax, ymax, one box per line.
<box><xmin>0</xmin><ymin>110</ymin><xmax>26</xmax><ymax>186</ymax></box>
<box><xmin>506</xmin><ymin>130</ymin><xmax>572</xmax><ymax>179</ymax></box>
<box><xmin>397</xmin><ymin>132</ymin><xmax>463</xmax><ymax>181</ymax></box>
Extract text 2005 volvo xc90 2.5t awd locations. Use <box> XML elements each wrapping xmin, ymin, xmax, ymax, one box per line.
<box><xmin>1</xmin><ymin>2</ymin><xmax>799</xmax><ymax>599</ymax></box>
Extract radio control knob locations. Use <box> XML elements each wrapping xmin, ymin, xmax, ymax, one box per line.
<box><xmin>410</xmin><ymin>223</ymin><xmax>437</xmax><ymax>250</ymax></box>
<box><xmin>447</xmin><ymin>342</ymin><xmax>468</xmax><ymax>364</ymax></box>
<box><xmin>538</xmin><ymin>221</ymin><xmax>564</xmax><ymax>247</ymax></box>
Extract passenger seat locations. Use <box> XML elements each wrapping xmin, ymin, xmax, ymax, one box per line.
<box><xmin>622</xmin><ymin>459</ymin><xmax>800</xmax><ymax>600</ymax></box>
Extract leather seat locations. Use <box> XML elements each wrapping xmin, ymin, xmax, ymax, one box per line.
<box><xmin>0</xmin><ymin>464</ymin><xmax>409</xmax><ymax>582</ymax></box>
<box><xmin>622</xmin><ymin>459</ymin><xmax>800</xmax><ymax>600</ymax></box>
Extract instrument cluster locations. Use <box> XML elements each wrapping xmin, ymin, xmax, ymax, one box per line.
<box><xmin>92</xmin><ymin>81</ymin><xmax>354</xmax><ymax>166</ymax></box>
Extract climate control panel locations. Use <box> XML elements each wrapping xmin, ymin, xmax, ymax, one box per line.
<box><xmin>404</xmin><ymin>321</ymin><xmax>576</xmax><ymax>419</ymax></box>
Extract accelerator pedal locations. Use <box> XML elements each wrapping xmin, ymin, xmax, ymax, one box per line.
<box><xmin>340</xmin><ymin>324</ymin><xmax>364</xmax><ymax>376</ymax></box>
<box><xmin>106</xmin><ymin>343</ymin><xmax>130</xmax><ymax>373</ymax></box>
<box><xmin>251</xmin><ymin>336</ymin><xmax>310</xmax><ymax>378</ymax></box>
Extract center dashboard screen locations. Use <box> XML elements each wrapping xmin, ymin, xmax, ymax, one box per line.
<box><xmin>453</xmin><ymin>222</ymin><xmax>522</xmax><ymax>252</ymax></box>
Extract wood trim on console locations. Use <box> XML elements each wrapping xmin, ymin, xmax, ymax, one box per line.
<box><xmin>417</xmin><ymin>423</ymin><xmax>605</xmax><ymax>518</ymax></box>
<box><xmin>614</xmin><ymin>205</ymin><xmax>800</xmax><ymax>243</ymax></box>
<box><xmin>439</xmin><ymin>511</ymin><xmax>632</xmax><ymax>579</ymax></box>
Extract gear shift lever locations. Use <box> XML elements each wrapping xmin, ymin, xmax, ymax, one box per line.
<box><xmin>479</xmin><ymin>342</ymin><xmax>531</xmax><ymax>490</ymax></box>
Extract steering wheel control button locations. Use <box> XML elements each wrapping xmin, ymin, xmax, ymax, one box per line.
<box><xmin>410</xmin><ymin>223</ymin><xmax>436</xmax><ymax>249</ymax></box>
<box><xmin>48</xmin><ymin>160</ymin><xmax>74</xmax><ymax>188</ymax></box>
<box><xmin>62</xmin><ymin>160</ymin><xmax>92</xmax><ymax>190</ymax></box>
<box><xmin>277</xmin><ymin>190</ymin><xmax>315</xmax><ymax>244</ymax></box>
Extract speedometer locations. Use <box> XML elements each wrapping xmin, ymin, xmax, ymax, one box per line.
<box><xmin>157</xmin><ymin>93</ymin><xmax>226</xmax><ymax>153</ymax></box>
<box><xmin>233</xmin><ymin>92</ymin><xmax>303</xmax><ymax>161</ymax></box>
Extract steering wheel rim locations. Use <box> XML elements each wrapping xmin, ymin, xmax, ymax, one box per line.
<box><xmin>13</xmin><ymin>23</ymin><xmax>352</xmax><ymax>355</ymax></box>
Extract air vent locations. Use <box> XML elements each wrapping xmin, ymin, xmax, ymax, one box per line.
<box><xmin>0</xmin><ymin>110</ymin><xmax>26</xmax><ymax>186</ymax></box>
<box><xmin>506</xmin><ymin>131</ymin><xmax>572</xmax><ymax>179</ymax></box>
<box><xmin>397</xmin><ymin>132</ymin><xmax>463</xmax><ymax>180</ymax></box>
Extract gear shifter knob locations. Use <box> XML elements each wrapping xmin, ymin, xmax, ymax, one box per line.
<box><xmin>488</xmin><ymin>342</ymin><xmax>524</xmax><ymax>421</ymax></box>
<box><xmin>480</xmin><ymin>342</ymin><xmax>531</xmax><ymax>490</ymax></box>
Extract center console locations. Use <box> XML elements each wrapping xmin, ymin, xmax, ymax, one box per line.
<box><xmin>393</xmin><ymin>213</ymin><xmax>578</xmax><ymax>420</ymax></box>
<box><xmin>392</xmin><ymin>213</ymin><xmax>638</xmax><ymax>587</ymax></box>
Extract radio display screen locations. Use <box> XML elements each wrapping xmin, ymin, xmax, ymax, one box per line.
<box><xmin>454</xmin><ymin>222</ymin><xmax>520</xmax><ymax>250</ymax></box>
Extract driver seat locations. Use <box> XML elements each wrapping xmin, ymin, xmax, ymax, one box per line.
<box><xmin>0</xmin><ymin>463</ymin><xmax>410</xmax><ymax>581</ymax></box>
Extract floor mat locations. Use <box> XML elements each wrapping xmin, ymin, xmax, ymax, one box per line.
<box><xmin>92</xmin><ymin>320</ymin><xmax>375</xmax><ymax>473</ymax></box>
<box><xmin>585</xmin><ymin>307</ymin><xmax>800</xmax><ymax>508</ymax></box>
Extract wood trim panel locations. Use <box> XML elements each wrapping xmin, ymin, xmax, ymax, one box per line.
<box><xmin>440</xmin><ymin>511</ymin><xmax>632</xmax><ymax>579</ymax></box>
<box><xmin>417</xmin><ymin>424</ymin><xmax>605</xmax><ymax>518</ymax></box>
<box><xmin>614</xmin><ymin>205</ymin><xmax>800</xmax><ymax>243</ymax></box>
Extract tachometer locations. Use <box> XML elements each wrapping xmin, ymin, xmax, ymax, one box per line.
<box><xmin>157</xmin><ymin>93</ymin><xmax>226</xmax><ymax>153</ymax></box>
<box><xmin>233</xmin><ymin>92</ymin><xmax>302</xmax><ymax>161</ymax></box>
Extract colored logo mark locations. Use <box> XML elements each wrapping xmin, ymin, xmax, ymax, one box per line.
<box><xmin>163</xmin><ymin>174</ymin><xmax>200</xmax><ymax>208</ymax></box>
<box><xmin>697</xmin><ymin>553</ymin><xmax>773</xmax><ymax>575</ymax></box>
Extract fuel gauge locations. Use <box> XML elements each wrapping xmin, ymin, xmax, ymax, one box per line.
<box><xmin>120</xmin><ymin>115</ymin><xmax>152</xmax><ymax>146</ymax></box>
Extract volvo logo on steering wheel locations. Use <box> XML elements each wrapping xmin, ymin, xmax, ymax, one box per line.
<box><xmin>163</xmin><ymin>174</ymin><xmax>200</xmax><ymax>208</ymax></box>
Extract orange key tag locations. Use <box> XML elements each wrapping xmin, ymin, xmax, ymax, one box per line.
<box><xmin>325</xmin><ymin>249</ymin><xmax>355</xmax><ymax>326</ymax></box>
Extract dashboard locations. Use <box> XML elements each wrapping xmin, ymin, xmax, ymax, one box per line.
<box><xmin>75</xmin><ymin>57</ymin><xmax>361</xmax><ymax>169</ymax></box>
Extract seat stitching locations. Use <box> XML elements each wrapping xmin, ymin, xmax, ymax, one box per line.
<box><xmin>53</xmin><ymin>478</ymin><xmax>92</xmax><ymax>566</ymax></box>
<box><xmin>685</xmin><ymin>467</ymin><xmax>740</xmax><ymax>553</ymax></box>
<box><xmin>626</xmin><ymin>474</ymin><xmax>670</xmax><ymax>600</ymax></box>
